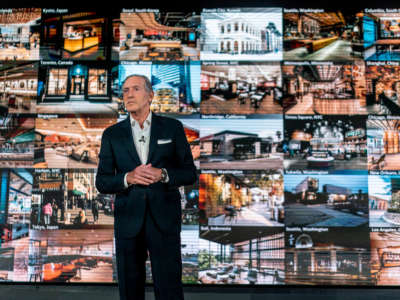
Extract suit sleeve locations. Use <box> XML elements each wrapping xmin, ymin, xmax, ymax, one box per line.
<box><xmin>165</xmin><ymin>121</ymin><xmax>197</xmax><ymax>187</ymax></box>
<box><xmin>95</xmin><ymin>129</ymin><xmax>126</xmax><ymax>194</ymax></box>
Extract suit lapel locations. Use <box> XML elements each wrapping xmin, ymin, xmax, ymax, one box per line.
<box><xmin>147</xmin><ymin>113</ymin><xmax>162</xmax><ymax>164</ymax></box>
<box><xmin>120</xmin><ymin>116</ymin><xmax>141</xmax><ymax>165</ymax></box>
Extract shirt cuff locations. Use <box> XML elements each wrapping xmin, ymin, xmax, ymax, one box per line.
<box><xmin>123</xmin><ymin>173</ymin><xmax>129</xmax><ymax>188</ymax></box>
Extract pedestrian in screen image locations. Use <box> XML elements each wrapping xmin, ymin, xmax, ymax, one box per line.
<box><xmin>96</xmin><ymin>74</ymin><xmax>197</xmax><ymax>300</ymax></box>
<box><xmin>43</xmin><ymin>202</ymin><xmax>52</xmax><ymax>225</ymax></box>
<box><xmin>92</xmin><ymin>199</ymin><xmax>99</xmax><ymax>223</ymax></box>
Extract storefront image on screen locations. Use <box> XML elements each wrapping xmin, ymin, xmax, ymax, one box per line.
<box><xmin>284</xmin><ymin>115</ymin><xmax>367</xmax><ymax>171</ymax></box>
<box><xmin>40</xmin><ymin>10</ymin><xmax>119</xmax><ymax>61</ymax></box>
<box><xmin>285</xmin><ymin>227</ymin><xmax>371</xmax><ymax>285</ymax></box>
<box><xmin>363</xmin><ymin>12</ymin><xmax>400</xmax><ymax>61</ymax></box>
<box><xmin>0</xmin><ymin>223</ymin><xmax>29</xmax><ymax>282</ymax></box>
<box><xmin>120</xmin><ymin>11</ymin><xmax>200</xmax><ymax>61</ymax></box>
<box><xmin>365</xmin><ymin>63</ymin><xmax>400</xmax><ymax>114</ymax></box>
<box><xmin>199</xmin><ymin>116</ymin><xmax>283</xmax><ymax>170</ymax></box>
<box><xmin>367</xmin><ymin>116</ymin><xmax>400</xmax><ymax>171</ymax></box>
<box><xmin>198</xmin><ymin>227</ymin><xmax>284</xmax><ymax>284</ymax></box>
<box><xmin>37</xmin><ymin>61</ymin><xmax>119</xmax><ymax>115</ymax></box>
<box><xmin>31</xmin><ymin>169</ymin><xmax>114</xmax><ymax>230</ymax></box>
<box><xmin>0</xmin><ymin>62</ymin><xmax>38</xmax><ymax>114</ymax></box>
<box><xmin>118</xmin><ymin>62</ymin><xmax>200</xmax><ymax>115</ymax></box>
<box><xmin>28</xmin><ymin>229</ymin><xmax>115</xmax><ymax>283</ymax></box>
<box><xmin>283</xmin><ymin>10</ymin><xmax>363</xmax><ymax>61</ymax></box>
<box><xmin>5</xmin><ymin>169</ymin><xmax>32</xmax><ymax>225</ymax></box>
<box><xmin>0</xmin><ymin>8</ymin><xmax>40</xmax><ymax>61</ymax></box>
<box><xmin>368</xmin><ymin>175</ymin><xmax>400</xmax><ymax>227</ymax></box>
<box><xmin>284</xmin><ymin>173</ymin><xmax>368</xmax><ymax>227</ymax></box>
<box><xmin>282</xmin><ymin>61</ymin><xmax>367</xmax><ymax>114</ymax></box>
<box><xmin>200</xmin><ymin>62</ymin><xmax>283</xmax><ymax>114</ymax></box>
<box><xmin>0</xmin><ymin>116</ymin><xmax>34</xmax><ymax>168</ymax></box>
<box><xmin>370</xmin><ymin>230</ymin><xmax>400</xmax><ymax>285</ymax></box>
<box><xmin>200</xmin><ymin>8</ymin><xmax>283</xmax><ymax>61</ymax></box>
<box><xmin>199</xmin><ymin>171</ymin><xmax>284</xmax><ymax>227</ymax></box>
<box><xmin>34</xmin><ymin>116</ymin><xmax>117</xmax><ymax>169</ymax></box>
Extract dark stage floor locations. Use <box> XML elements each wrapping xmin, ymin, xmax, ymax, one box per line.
<box><xmin>0</xmin><ymin>284</ymin><xmax>399</xmax><ymax>300</ymax></box>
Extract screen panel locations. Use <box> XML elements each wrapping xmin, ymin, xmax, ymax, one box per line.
<box><xmin>0</xmin><ymin>4</ymin><xmax>398</xmax><ymax>287</ymax></box>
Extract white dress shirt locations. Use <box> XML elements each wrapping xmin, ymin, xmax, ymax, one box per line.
<box><xmin>123</xmin><ymin>111</ymin><xmax>168</xmax><ymax>187</ymax></box>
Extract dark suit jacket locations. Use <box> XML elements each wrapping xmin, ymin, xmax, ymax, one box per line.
<box><xmin>95</xmin><ymin>113</ymin><xmax>197</xmax><ymax>238</ymax></box>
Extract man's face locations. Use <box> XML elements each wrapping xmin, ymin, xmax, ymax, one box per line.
<box><xmin>122</xmin><ymin>76</ymin><xmax>153</xmax><ymax>114</ymax></box>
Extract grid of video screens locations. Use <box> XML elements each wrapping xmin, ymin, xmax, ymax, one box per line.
<box><xmin>0</xmin><ymin>6</ymin><xmax>400</xmax><ymax>286</ymax></box>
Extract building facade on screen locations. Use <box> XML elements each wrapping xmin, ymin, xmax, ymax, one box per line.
<box><xmin>284</xmin><ymin>173</ymin><xmax>369</xmax><ymax>227</ymax></box>
<box><xmin>285</xmin><ymin>228</ymin><xmax>372</xmax><ymax>285</ymax></box>
<box><xmin>36</xmin><ymin>61</ymin><xmax>119</xmax><ymax>115</ymax></box>
<box><xmin>201</xmin><ymin>8</ymin><xmax>283</xmax><ymax>61</ymax></box>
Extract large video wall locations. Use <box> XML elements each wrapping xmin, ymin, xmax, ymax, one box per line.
<box><xmin>0</xmin><ymin>6</ymin><xmax>400</xmax><ymax>286</ymax></box>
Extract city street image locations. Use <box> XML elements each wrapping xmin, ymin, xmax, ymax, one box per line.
<box><xmin>31</xmin><ymin>169</ymin><xmax>114</xmax><ymax>229</ymax></box>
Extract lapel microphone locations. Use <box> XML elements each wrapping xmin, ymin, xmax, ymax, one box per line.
<box><xmin>139</xmin><ymin>136</ymin><xmax>146</xmax><ymax>143</ymax></box>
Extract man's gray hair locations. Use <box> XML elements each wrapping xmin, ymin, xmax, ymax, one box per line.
<box><xmin>121</xmin><ymin>74</ymin><xmax>153</xmax><ymax>93</ymax></box>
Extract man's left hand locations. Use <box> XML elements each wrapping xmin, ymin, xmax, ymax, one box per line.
<box><xmin>142</xmin><ymin>164</ymin><xmax>162</xmax><ymax>183</ymax></box>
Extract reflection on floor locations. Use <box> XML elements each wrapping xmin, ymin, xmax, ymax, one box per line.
<box><xmin>314</xmin><ymin>99</ymin><xmax>367</xmax><ymax>114</ymax></box>
<box><xmin>63</xmin><ymin>46</ymin><xmax>104</xmax><ymax>60</ymax></box>
<box><xmin>285</xmin><ymin>203</ymin><xmax>367</xmax><ymax>227</ymax></box>
<box><xmin>285</xmin><ymin>94</ymin><xmax>368</xmax><ymax>115</ymax></box>
<box><xmin>69</xmin><ymin>261</ymin><xmax>113</xmax><ymax>282</ymax></box>
<box><xmin>201</xmin><ymin>94</ymin><xmax>282</xmax><ymax>114</ymax></box>
<box><xmin>285</xmin><ymin>94</ymin><xmax>314</xmax><ymax>114</ymax></box>
<box><xmin>284</xmin><ymin>40</ymin><xmax>361</xmax><ymax>61</ymax></box>
<box><xmin>1</xmin><ymin>236</ymin><xmax>29</xmax><ymax>282</ymax></box>
<box><xmin>37</xmin><ymin>101</ymin><xmax>118</xmax><ymax>115</ymax></box>
<box><xmin>208</xmin><ymin>204</ymin><xmax>282</xmax><ymax>227</ymax></box>
<box><xmin>43</xmin><ymin>148</ymin><xmax>97</xmax><ymax>169</ymax></box>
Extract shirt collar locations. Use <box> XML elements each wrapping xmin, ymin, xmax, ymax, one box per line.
<box><xmin>130</xmin><ymin>110</ymin><xmax>152</xmax><ymax>130</ymax></box>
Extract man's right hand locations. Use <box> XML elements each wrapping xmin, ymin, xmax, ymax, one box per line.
<box><xmin>126</xmin><ymin>164</ymin><xmax>158</xmax><ymax>186</ymax></box>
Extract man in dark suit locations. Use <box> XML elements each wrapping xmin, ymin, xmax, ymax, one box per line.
<box><xmin>95</xmin><ymin>74</ymin><xmax>196</xmax><ymax>300</ymax></box>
